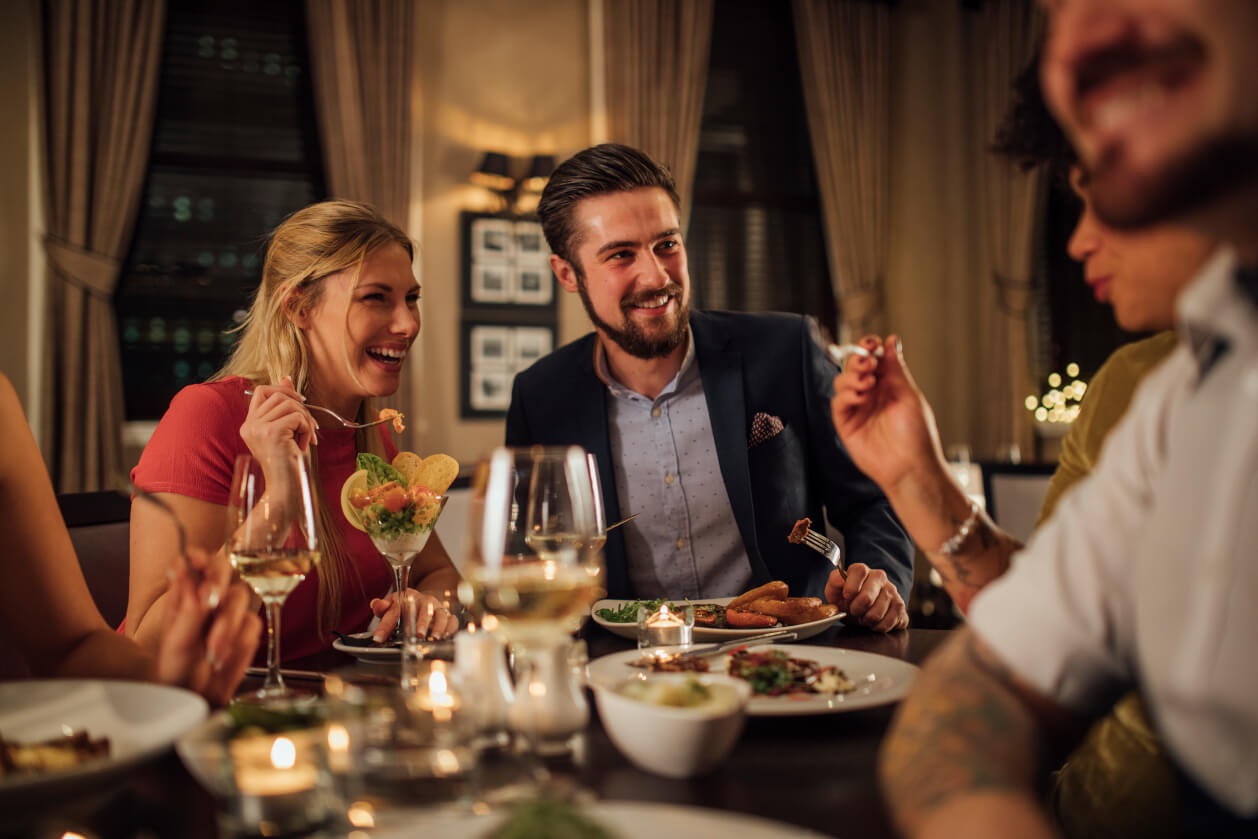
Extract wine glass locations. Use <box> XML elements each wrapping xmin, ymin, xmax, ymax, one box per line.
<box><xmin>459</xmin><ymin>446</ymin><xmax>603</xmax><ymax>756</ymax></box>
<box><xmin>226</xmin><ymin>451</ymin><xmax>320</xmax><ymax>701</ymax></box>
<box><xmin>582</xmin><ymin>453</ymin><xmax>608</xmax><ymax>571</ymax></box>
<box><xmin>362</xmin><ymin>495</ymin><xmax>450</xmax><ymax>644</ymax></box>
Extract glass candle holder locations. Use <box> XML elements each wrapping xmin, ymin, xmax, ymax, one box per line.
<box><xmin>176</xmin><ymin>715</ymin><xmax>336</xmax><ymax>837</ymax></box>
<box><xmin>636</xmin><ymin>602</ymin><xmax>694</xmax><ymax>649</ymax></box>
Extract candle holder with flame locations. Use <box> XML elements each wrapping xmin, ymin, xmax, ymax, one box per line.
<box><xmin>175</xmin><ymin>709</ymin><xmax>336</xmax><ymax>837</ymax></box>
<box><xmin>637</xmin><ymin>602</ymin><xmax>695</xmax><ymax>649</ymax></box>
<box><xmin>328</xmin><ymin>661</ymin><xmax>476</xmax><ymax>812</ymax></box>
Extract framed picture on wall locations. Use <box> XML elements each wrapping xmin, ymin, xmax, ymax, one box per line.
<box><xmin>512</xmin><ymin>265</ymin><xmax>553</xmax><ymax>305</ymax></box>
<box><xmin>461</xmin><ymin>322</ymin><xmax>558</xmax><ymax>418</ymax></box>
<box><xmin>514</xmin><ymin>220</ymin><xmax>548</xmax><ymax>264</ymax></box>
<box><xmin>513</xmin><ymin>326</ymin><xmax>553</xmax><ymax>369</ymax></box>
<box><xmin>469</xmin><ymin>325</ymin><xmax>514</xmax><ymax>369</ymax></box>
<box><xmin>471</xmin><ymin>217</ymin><xmax>515</xmax><ymax>264</ymax></box>
<box><xmin>469</xmin><ymin>368</ymin><xmax>514</xmax><ymax>412</ymax></box>
<box><xmin>470</xmin><ymin>263</ymin><xmax>512</xmax><ymax>303</ymax></box>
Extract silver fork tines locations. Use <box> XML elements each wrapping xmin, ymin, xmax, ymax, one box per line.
<box><xmin>242</xmin><ymin>388</ymin><xmax>394</xmax><ymax>430</ymax></box>
<box><xmin>801</xmin><ymin>528</ymin><xmax>845</xmax><ymax>578</ymax></box>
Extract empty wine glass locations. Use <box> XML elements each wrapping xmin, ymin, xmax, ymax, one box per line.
<box><xmin>226</xmin><ymin>451</ymin><xmax>320</xmax><ymax>701</ymax></box>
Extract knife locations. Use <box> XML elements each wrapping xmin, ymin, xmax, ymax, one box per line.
<box><xmin>671</xmin><ymin>629</ymin><xmax>800</xmax><ymax>660</ymax></box>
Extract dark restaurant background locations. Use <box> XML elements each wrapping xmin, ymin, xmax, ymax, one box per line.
<box><xmin>0</xmin><ymin>0</ymin><xmax>1132</xmax><ymax>483</ymax></box>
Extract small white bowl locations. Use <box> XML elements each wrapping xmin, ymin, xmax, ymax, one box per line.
<box><xmin>592</xmin><ymin>672</ymin><xmax>750</xmax><ymax>778</ymax></box>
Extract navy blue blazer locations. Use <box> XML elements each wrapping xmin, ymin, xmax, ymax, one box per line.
<box><xmin>504</xmin><ymin>310</ymin><xmax>913</xmax><ymax>603</ymax></box>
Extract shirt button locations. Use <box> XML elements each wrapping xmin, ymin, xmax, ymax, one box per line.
<box><xmin>665</xmin><ymin>473</ymin><xmax>674</xmax><ymax>485</ymax></box>
<box><xmin>676</xmin><ymin>538</ymin><xmax>686</xmax><ymax>549</ymax></box>
<box><xmin>651</xmin><ymin>407</ymin><xmax>661</xmax><ymax>418</ymax></box>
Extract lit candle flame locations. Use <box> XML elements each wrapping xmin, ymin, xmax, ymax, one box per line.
<box><xmin>270</xmin><ymin>736</ymin><xmax>296</xmax><ymax>769</ymax></box>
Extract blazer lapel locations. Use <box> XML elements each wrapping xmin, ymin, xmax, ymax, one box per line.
<box><xmin>692</xmin><ymin>314</ymin><xmax>769</xmax><ymax>582</ymax></box>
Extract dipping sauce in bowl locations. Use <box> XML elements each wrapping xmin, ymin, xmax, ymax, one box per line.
<box><xmin>616</xmin><ymin>677</ymin><xmax>742</xmax><ymax>712</ymax></box>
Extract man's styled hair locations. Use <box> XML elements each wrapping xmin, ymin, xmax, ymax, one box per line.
<box><xmin>537</xmin><ymin>144</ymin><xmax>681</xmax><ymax>266</ymax></box>
<box><xmin>991</xmin><ymin>51</ymin><xmax>1077</xmax><ymax>178</ymax></box>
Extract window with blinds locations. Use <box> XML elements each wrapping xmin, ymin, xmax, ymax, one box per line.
<box><xmin>687</xmin><ymin>0</ymin><xmax>836</xmax><ymax>340</ymax></box>
<box><xmin>115</xmin><ymin>0</ymin><xmax>325</xmax><ymax>421</ymax></box>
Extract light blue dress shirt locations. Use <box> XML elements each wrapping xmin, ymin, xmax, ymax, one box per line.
<box><xmin>595</xmin><ymin>334</ymin><xmax>754</xmax><ymax>598</ymax></box>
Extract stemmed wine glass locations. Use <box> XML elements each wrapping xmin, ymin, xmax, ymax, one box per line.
<box><xmin>226</xmin><ymin>451</ymin><xmax>320</xmax><ymax>701</ymax></box>
<box><xmin>459</xmin><ymin>446</ymin><xmax>603</xmax><ymax>757</ymax></box>
<box><xmin>363</xmin><ymin>496</ymin><xmax>450</xmax><ymax>644</ymax></box>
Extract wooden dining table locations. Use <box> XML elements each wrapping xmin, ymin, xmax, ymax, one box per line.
<box><xmin>12</xmin><ymin>625</ymin><xmax>952</xmax><ymax>839</ymax></box>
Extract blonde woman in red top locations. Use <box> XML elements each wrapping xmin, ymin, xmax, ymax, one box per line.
<box><xmin>128</xmin><ymin>201</ymin><xmax>459</xmax><ymax>661</ymax></box>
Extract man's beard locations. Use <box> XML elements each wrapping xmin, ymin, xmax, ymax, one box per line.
<box><xmin>1091</xmin><ymin>132</ymin><xmax>1258</xmax><ymax>231</ymax></box>
<box><xmin>575</xmin><ymin>271</ymin><xmax>690</xmax><ymax>360</ymax></box>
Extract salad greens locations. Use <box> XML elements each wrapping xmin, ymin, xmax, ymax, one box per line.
<box><xmin>486</xmin><ymin>799</ymin><xmax>619</xmax><ymax>839</ymax></box>
<box><xmin>226</xmin><ymin>702</ymin><xmax>324</xmax><ymax>734</ymax></box>
<box><xmin>595</xmin><ymin>598</ymin><xmax>690</xmax><ymax>623</ymax></box>
<box><xmin>358</xmin><ymin>452</ymin><xmax>404</xmax><ymax>488</ymax></box>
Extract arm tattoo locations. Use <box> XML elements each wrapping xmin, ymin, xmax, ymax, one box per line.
<box><xmin>879</xmin><ymin>629</ymin><xmax>1047</xmax><ymax>833</ymax></box>
<box><xmin>927</xmin><ymin>513</ymin><xmax>1022</xmax><ymax>612</ymax></box>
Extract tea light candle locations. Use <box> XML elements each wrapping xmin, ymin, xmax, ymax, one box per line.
<box><xmin>637</xmin><ymin>602</ymin><xmax>694</xmax><ymax>649</ymax></box>
<box><xmin>231</xmin><ymin>734</ymin><xmax>319</xmax><ymax>797</ymax></box>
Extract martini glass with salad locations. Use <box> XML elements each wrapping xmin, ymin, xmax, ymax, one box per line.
<box><xmin>341</xmin><ymin>451</ymin><xmax>458</xmax><ymax>644</ymax></box>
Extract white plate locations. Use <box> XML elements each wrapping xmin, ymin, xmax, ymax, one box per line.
<box><xmin>587</xmin><ymin>644</ymin><xmax>918</xmax><ymax>716</ymax></box>
<box><xmin>0</xmin><ymin>680</ymin><xmax>208</xmax><ymax>808</ymax></box>
<box><xmin>332</xmin><ymin>631</ymin><xmax>454</xmax><ymax>661</ymax></box>
<box><xmin>371</xmin><ymin>799</ymin><xmax>830</xmax><ymax>839</ymax></box>
<box><xmin>591</xmin><ymin>596</ymin><xmax>844</xmax><ymax>641</ymax></box>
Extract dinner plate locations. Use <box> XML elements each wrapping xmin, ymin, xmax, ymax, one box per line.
<box><xmin>332</xmin><ymin>631</ymin><xmax>454</xmax><ymax>661</ymax></box>
<box><xmin>587</xmin><ymin>644</ymin><xmax>918</xmax><ymax>716</ymax></box>
<box><xmin>371</xmin><ymin>799</ymin><xmax>830</xmax><ymax>839</ymax></box>
<box><xmin>590</xmin><ymin>596</ymin><xmax>844</xmax><ymax>641</ymax></box>
<box><xmin>0</xmin><ymin>680</ymin><xmax>208</xmax><ymax>809</ymax></box>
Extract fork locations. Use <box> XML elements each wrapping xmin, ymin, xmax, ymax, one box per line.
<box><xmin>826</xmin><ymin>343</ymin><xmax>885</xmax><ymax>367</ymax></box>
<box><xmin>243</xmin><ymin>388</ymin><xmax>395</xmax><ymax>430</ymax></box>
<box><xmin>128</xmin><ymin>481</ymin><xmax>221</xmax><ymax>608</ymax></box>
<box><xmin>800</xmin><ymin>526</ymin><xmax>846</xmax><ymax>580</ymax></box>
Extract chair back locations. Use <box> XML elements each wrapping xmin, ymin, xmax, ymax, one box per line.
<box><xmin>979</xmin><ymin>462</ymin><xmax>1056</xmax><ymax>544</ymax></box>
<box><xmin>58</xmin><ymin>490</ymin><xmax>132</xmax><ymax>627</ymax></box>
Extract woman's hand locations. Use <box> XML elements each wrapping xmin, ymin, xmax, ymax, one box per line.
<box><xmin>831</xmin><ymin>335</ymin><xmax>948</xmax><ymax>494</ymax></box>
<box><xmin>152</xmin><ymin>548</ymin><xmax>261</xmax><ymax>707</ymax></box>
<box><xmin>370</xmin><ymin>589</ymin><xmax>460</xmax><ymax>642</ymax></box>
<box><xmin>239</xmin><ymin>376</ymin><xmax>318</xmax><ymax>462</ymax></box>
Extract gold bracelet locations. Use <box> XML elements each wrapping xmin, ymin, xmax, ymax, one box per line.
<box><xmin>936</xmin><ymin>501</ymin><xmax>979</xmax><ymax>556</ymax></box>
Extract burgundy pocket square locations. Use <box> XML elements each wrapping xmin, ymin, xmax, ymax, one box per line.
<box><xmin>749</xmin><ymin>412</ymin><xmax>785</xmax><ymax>448</ymax></box>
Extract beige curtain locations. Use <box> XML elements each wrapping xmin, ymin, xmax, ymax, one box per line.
<box><xmin>792</xmin><ymin>0</ymin><xmax>892</xmax><ymax>342</ymax></box>
<box><xmin>966</xmin><ymin>0</ymin><xmax>1042</xmax><ymax>458</ymax></box>
<box><xmin>305</xmin><ymin>0</ymin><xmax>416</xmax><ymax>445</ymax></box>
<box><xmin>603</xmin><ymin>0</ymin><xmax>714</xmax><ymax>225</ymax></box>
<box><xmin>39</xmin><ymin>0</ymin><xmax>165</xmax><ymax>492</ymax></box>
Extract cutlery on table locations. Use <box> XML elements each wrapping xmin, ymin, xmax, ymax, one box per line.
<box><xmin>242</xmin><ymin>388</ymin><xmax>396</xmax><ymax>430</ymax></box>
<box><xmin>245</xmin><ymin>666</ymin><xmax>326</xmax><ymax>683</ymax></box>
<box><xmin>671</xmin><ymin>629</ymin><xmax>801</xmax><ymax>660</ymax></box>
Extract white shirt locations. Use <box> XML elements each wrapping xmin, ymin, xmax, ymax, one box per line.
<box><xmin>596</xmin><ymin>334</ymin><xmax>753</xmax><ymax>598</ymax></box>
<box><xmin>969</xmin><ymin>246</ymin><xmax>1258</xmax><ymax>815</ymax></box>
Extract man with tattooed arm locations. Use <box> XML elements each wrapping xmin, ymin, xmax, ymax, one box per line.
<box><xmin>832</xmin><ymin>1</ymin><xmax>1258</xmax><ymax>837</ymax></box>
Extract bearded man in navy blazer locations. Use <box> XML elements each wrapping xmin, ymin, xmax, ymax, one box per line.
<box><xmin>505</xmin><ymin>144</ymin><xmax>912</xmax><ymax>632</ymax></box>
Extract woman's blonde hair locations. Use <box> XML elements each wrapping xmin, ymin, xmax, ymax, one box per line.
<box><xmin>215</xmin><ymin>199</ymin><xmax>414</xmax><ymax>637</ymax></box>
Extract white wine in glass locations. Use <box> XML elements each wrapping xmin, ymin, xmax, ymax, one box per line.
<box><xmin>460</xmin><ymin>447</ymin><xmax>603</xmax><ymax>646</ymax></box>
<box><xmin>227</xmin><ymin>451</ymin><xmax>320</xmax><ymax>701</ymax></box>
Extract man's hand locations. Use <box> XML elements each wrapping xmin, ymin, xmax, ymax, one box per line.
<box><xmin>826</xmin><ymin>563</ymin><xmax>908</xmax><ymax>632</ymax></box>
<box><xmin>830</xmin><ymin>335</ymin><xmax>948</xmax><ymax>495</ymax></box>
<box><xmin>153</xmin><ymin>548</ymin><xmax>260</xmax><ymax>707</ymax></box>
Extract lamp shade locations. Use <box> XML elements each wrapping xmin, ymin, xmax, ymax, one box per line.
<box><xmin>521</xmin><ymin>154</ymin><xmax>556</xmax><ymax>192</ymax></box>
<box><xmin>471</xmin><ymin>151</ymin><xmax>514</xmax><ymax>192</ymax></box>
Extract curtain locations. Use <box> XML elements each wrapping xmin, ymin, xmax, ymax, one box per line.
<box><xmin>967</xmin><ymin>0</ymin><xmax>1042</xmax><ymax>458</ymax></box>
<box><xmin>602</xmin><ymin>0</ymin><xmax>714</xmax><ymax>226</ymax></box>
<box><xmin>305</xmin><ymin>0</ymin><xmax>416</xmax><ymax>445</ymax></box>
<box><xmin>792</xmin><ymin>0</ymin><xmax>892</xmax><ymax>342</ymax></box>
<box><xmin>39</xmin><ymin>0</ymin><xmax>166</xmax><ymax>492</ymax></box>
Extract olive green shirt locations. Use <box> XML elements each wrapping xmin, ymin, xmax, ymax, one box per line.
<box><xmin>1038</xmin><ymin>331</ymin><xmax>1181</xmax><ymax>839</ymax></box>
